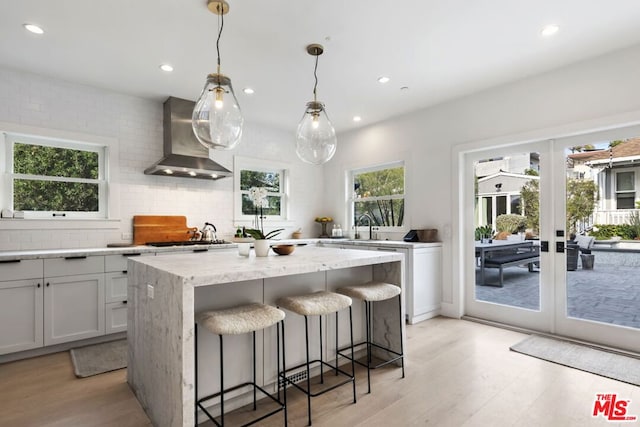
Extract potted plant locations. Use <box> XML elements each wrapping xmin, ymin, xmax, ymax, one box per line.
<box><xmin>475</xmin><ymin>225</ymin><xmax>494</xmax><ymax>243</ymax></box>
<box><xmin>244</xmin><ymin>187</ymin><xmax>284</xmax><ymax>256</ymax></box>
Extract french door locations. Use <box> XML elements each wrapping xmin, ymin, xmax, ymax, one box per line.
<box><xmin>465</xmin><ymin>126</ymin><xmax>640</xmax><ymax>353</ymax></box>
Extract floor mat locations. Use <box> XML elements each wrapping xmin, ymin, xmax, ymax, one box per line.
<box><xmin>510</xmin><ymin>335</ymin><xmax>640</xmax><ymax>386</ymax></box>
<box><xmin>69</xmin><ymin>339</ymin><xmax>127</xmax><ymax>378</ymax></box>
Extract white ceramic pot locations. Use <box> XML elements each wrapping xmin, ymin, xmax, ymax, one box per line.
<box><xmin>254</xmin><ymin>239</ymin><xmax>271</xmax><ymax>257</ymax></box>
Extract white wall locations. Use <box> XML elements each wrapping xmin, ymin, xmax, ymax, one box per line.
<box><xmin>0</xmin><ymin>67</ymin><xmax>323</xmax><ymax>250</ymax></box>
<box><xmin>323</xmin><ymin>43</ymin><xmax>640</xmax><ymax>318</ymax></box>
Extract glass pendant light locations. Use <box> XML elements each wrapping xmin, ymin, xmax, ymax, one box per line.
<box><xmin>192</xmin><ymin>0</ymin><xmax>243</xmax><ymax>150</ymax></box>
<box><xmin>295</xmin><ymin>44</ymin><xmax>337</xmax><ymax>165</ymax></box>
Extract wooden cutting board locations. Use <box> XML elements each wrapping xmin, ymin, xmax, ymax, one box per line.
<box><xmin>133</xmin><ymin>215</ymin><xmax>198</xmax><ymax>245</ymax></box>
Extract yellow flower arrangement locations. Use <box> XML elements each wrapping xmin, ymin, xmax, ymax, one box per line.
<box><xmin>314</xmin><ymin>217</ymin><xmax>333</xmax><ymax>223</ymax></box>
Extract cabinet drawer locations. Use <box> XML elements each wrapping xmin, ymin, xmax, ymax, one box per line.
<box><xmin>105</xmin><ymin>253</ymin><xmax>145</xmax><ymax>272</ymax></box>
<box><xmin>105</xmin><ymin>272</ymin><xmax>128</xmax><ymax>303</ymax></box>
<box><xmin>106</xmin><ymin>301</ymin><xmax>127</xmax><ymax>334</ymax></box>
<box><xmin>0</xmin><ymin>259</ymin><xmax>43</xmax><ymax>281</ymax></box>
<box><xmin>44</xmin><ymin>256</ymin><xmax>104</xmax><ymax>277</ymax></box>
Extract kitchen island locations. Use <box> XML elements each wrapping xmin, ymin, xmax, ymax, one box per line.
<box><xmin>127</xmin><ymin>245</ymin><xmax>404</xmax><ymax>426</ymax></box>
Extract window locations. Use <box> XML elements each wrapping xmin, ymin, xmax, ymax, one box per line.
<box><xmin>350</xmin><ymin>162</ymin><xmax>405</xmax><ymax>228</ymax></box>
<box><xmin>615</xmin><ymin>171</ymin><xmax>635</xmax><ymax>209</ymax></box>
<box><xmin>234</xmin><ymin>156</ymin><xmax>288</xmax><ymax>222</ymax></box>
<box><xmin>3</xmin><ymin>133</ymin><xmax>107</xmax><ymax>218</ymax></box>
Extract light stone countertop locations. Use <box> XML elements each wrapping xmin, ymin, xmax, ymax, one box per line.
<box><xmin>0</xmin><ymin>238</ymin><xmax>441</xmax><ymax>262</ymax></box>
<box><xmin>131</xmin><ymin>245</ymin><xmax>404</xmax><ymax>287</ymax></box>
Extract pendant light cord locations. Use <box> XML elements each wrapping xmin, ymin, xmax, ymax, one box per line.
<box><xmin>216</xmin><ymin>5</ymin><xmax>224</xmax><ymax>74</ymax></box>
<box><xmin>312</xmin><ymin>53</ymin><xmax>319</xmax><ymax>102</ymax></box>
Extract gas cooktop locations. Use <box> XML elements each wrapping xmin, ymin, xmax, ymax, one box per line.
<box><xmin>145</xmin><ymin>240</ymin><xmax>229</xmax><ymax>247</ymax></box>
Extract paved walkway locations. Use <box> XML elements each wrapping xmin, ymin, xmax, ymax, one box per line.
<box><xmin>475</xmin><ymin>262</ymin><xmax>640</xmax><ymax>329</ymax></box>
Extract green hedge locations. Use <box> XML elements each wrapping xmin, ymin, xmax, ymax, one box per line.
<box><xmin>590</xmin><ymin>224</ymin><xmax>637</xmax><ymax>240</ymax></box>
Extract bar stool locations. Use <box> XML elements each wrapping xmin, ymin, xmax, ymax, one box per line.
<box><xmin>195</xmin><ymin>303</ymin><xmax>287</xmax><ymax>427</ymax></box>
<box><xmin>336</xmin><ymin>281</ymin><xmax>405</xmax><ymax>393</ymax></box>
<box><xmin>276</xmin><ymin>291</ymin><xmax>356</xmax><ymax>426</ymax></box>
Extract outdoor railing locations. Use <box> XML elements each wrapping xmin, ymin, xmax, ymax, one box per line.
<box><xmin>594</xmin><ymin>209</ymin><xmax>640</xmax><ymax>225</ymax></box>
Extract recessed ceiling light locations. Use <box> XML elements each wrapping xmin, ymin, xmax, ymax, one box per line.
<box><xmin>400</xmin><ymin>86</ymin><xmax>409</xmax><ymax>92</ymax></box>
<box><xmin>211</xmin><ymin>173</ymin><xmax>218</xmax><ymax>179</ymax></box>
<box><xmin>541</xmin><ymin>24</ymin><xmax>559</xmax><ymax>37</ymax></box>
<box><xmin>243</xmin><ymin>87</ymin><xmax>255</xmax><ymax>95</ymax></box>
<box><xmin>159</xmin><ymin>64</ymin><xmax>174</xmax><ymax>72</ymax></box>
<box><xmin>377</xmin><ymin>76</ymin><xmax>390</xmax><ymax>84</ymax></box>
<box><xmin>23</xmin><ymin>24</ymin><xmax>44</xmax><ymax>35</ymax></box>
<box><xmin>163</xmin><ymin>169</ymin><xmax>173</xmax><ymax>174</ymax></box>
<box><xmin>188</xmin><ymin>171</ymin><xmax>197</xmax><ymax>176</ymax></box>
<box><xmin>353</xmin><ymin>116</ymin><xmax>362</xmax><ymax>122</ymax></box>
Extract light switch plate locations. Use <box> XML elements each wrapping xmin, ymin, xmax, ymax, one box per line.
<box><xmin>147</xmin><ymin>284</ymin><xmax>154</xmax><ymax>299</ymax></box>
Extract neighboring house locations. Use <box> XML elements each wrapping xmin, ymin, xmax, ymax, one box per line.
<box><xmin>567</xmin><ymin>138</ymin><xmax>640</xmax><ymax>225</ymax></box>
<box><xmin>475</xmin><ymin>153</ymin><xmax>540</xmax><ymax>227</ymax></box>
<box><xmin>476</xmin><ymin>171</ymin><xmax>539</xmax><ymax>228</ymax></box>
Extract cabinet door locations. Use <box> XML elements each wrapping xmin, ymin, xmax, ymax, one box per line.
<box><xmin>44</xmin><ymin>273</ymin><xmax>105</xmax><ymax>345</ymax></box>
<box><xmin>106</xmin><ymin>301</ymin><xmax>127</xmax><ymax>334</ymax></box>
<box><xmin>410</xmin><ymin>247</ymin><xmax>442</xmax><ymax>324</ymax></box>
<box><xmin>105</xmin><ymin>272</ymin><xmax>128</xmax><ymax>303</ymax></box>
<box><xmin>0</xmin><ymin>279</ymin><xmax>43</xmax><ymax>355</ymax></box>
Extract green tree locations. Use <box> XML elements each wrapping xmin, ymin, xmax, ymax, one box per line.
<box><xmin>520</xmin><ymin>169</ymin><xmax>539</xmax><ymax>233</ymax></box>
<box><xmin>354</xmin><ymin>166</ymin><xmax>404</xmax><ymax>226</ymax></box>
<box><xmin>566</xmin><ymin>179</ymin><xmax>598</xmax><ymax>233</ymax></box>
<box><xmin>13</xmin><ymin>143</ymin><xmax>99</xmax><ymax>212</ymax></box>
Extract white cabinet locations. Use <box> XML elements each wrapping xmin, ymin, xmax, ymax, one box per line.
<box><xmin>0</xmin><ymin>259</ymin><xmax>44</xmax><ymax>355</ymax></box>
<box><xmin>321</xmin><ymin>241</ymin><xmax>442</xmax><ymax>324</ymax></box>
<box><xmin>409</xmin><ymin>247</ymin><xmax>442</xmax><ymax>324</ymax></box>
<box><xmin>44</xmin><ymin>257</ymin><xmax>105</xmax><ymax>345</ymax></box>
<box><xmin>105</xmin><ymin>253</ymin><xmax>136</xmax><ymax>334</ymax></box>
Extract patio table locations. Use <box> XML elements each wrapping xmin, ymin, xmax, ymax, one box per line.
<box><xmin>475</xmin><ymin>240</ymin><xmax>535</xmax><ymax>285</ymax></box>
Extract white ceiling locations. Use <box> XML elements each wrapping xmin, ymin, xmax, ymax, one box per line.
<box><xmin>3</xmin><ymin>1</ymin><xmax>640</xmax><ymax>134</ymax></box>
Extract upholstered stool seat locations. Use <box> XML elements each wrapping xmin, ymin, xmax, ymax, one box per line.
<box><xmin>336</xmin><ymin>281</ymin><xmax>401</xmax><ymax>302</ymax></box>
<box><xmin>336</xmin><ymin>281</ymin><xmax>405</xmax><ymax>394</ymax></box>
<box><xmin>197</xmin><ymin>303</ymin><xmax>285</xmax><ymax>335</ymax></box>
<box><xmin>276</xmin><ymin>291</ymin><xmax>356</xmax><ymax>426</ymax></box>
<box><xmin>195</xmin><ymin>303</ymin><xmax>287</xmax><ymax>426</ymax></box>
<box><xmin>277</xmin><ymin>291</ymin><xmax>352</xmax><ymax>316</ymax></box>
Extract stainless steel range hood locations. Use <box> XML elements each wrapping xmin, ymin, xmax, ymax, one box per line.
<box><xmin>144</xmin><ymin>96</ymin><xmax>232</xmax><ymax>180</ymax></box>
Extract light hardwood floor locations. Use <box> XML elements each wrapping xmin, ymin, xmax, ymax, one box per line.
<box><xmin>1</xmin><ymin>317</ymin><xmax>638</xmax><ymax>426</ymax></box>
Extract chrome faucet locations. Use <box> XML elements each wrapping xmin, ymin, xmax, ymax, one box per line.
<box><xmin>355</xmin><ymin>213</ymin><xmax>374</xmax><ymax>240</ymax></box>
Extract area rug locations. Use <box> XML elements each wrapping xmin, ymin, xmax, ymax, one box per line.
<box><xmin>69</xmin><ymin>339</ymin><xmax>127</xmax><ymax>378</ymax></box>
<box><xmin>510</xmin><ymin>335</ymin><xmax>640</xmax><ymax>386</ymax></box>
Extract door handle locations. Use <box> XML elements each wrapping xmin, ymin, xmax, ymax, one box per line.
<box><xmin>556</xmin><ymin>241</ymin><xmax>565</xmax><ymax>253</ymax></box>
<box><xmin>540</xmin><ymin>241</ymin><xmax>549</xmax><ymax>252</ymax></box>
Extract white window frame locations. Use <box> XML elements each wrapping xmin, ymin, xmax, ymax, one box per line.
<box><xmin>348</xmin><ymin>161</ymin><xmax>406</xmax><ymax>232</ymax></box>
<box><xmin>233</xmin><ymin>156</ymin><xmax>289</xmax><ymax>225</ymax></box>
<box><xmin>2</xmin><ymin>132</ymin><xmax>108</xmax><ymax>219</ymax></box>
<box><xmin>615</xmin><ymin>170</ymin><xmax>635</xmax><ymax>210</ymax></box>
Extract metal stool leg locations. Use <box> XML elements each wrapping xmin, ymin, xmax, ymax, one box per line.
<box><xmin>365</xmin><ymin>301</ymin><xmax>371</xmax><ymax>393</ymax></box>
<box><xmin>334</xmin><ymin>311</ymin><xmax>339</xmax><ymax>375</ymax></box>
<box><xmin>252</xmin><ymin>331</ymin><xmax>257</xmax><ymax>410</ymax></box>
<box><xmin>219</xmin><ymin>334</ymin><xmax>224</xmax><ymax>427</ymax></box>
<box><xmin>304</xmin><ymin>315</ymin><xmax>312</xmax><ymax>426</ymax></box>
<box><xmin>398</xmin><ymin>294</ymin><xmax>405</xmax><ymax>378</ymax></box>
<box><xmin>194</xmin><ymin>324</ymin><xmax>199</xmax><ymax>426</ymax></box>
<box><xmin>319</xmin><ymin>315</ymin><xmax>324</xmax><ymax>384</ymax></box>
<box><xmin>349</xmin><ymin>306</ymin><xmax>356</xmax><ymax>403</ymax></box>
<box><xmin>281</xmin><ymin>320</ymin><xmax>288</xmax><ymax>426</ymax></box>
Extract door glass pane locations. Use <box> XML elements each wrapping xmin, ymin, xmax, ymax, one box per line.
<box><xmin>474</xmin><ymin>153</ymin><xmax>541</xmax><ymax>310</ymax></box>
<box><xmin>565</xmin><ymin>141</ymin><xmax>640</xmax><ymax>329</ymax></box>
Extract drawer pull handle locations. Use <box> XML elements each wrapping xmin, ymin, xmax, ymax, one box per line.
<box><xmin>0</xmin><ymin>259</ymin><xmax>20</xmax><ymax>264</ymax></box>
<box><xmin>122</xmin><ymin>270</ymin><xmax>128</xmax><ymax>274</ymax></box>
<box><xmin>122</xmin><ymin>301</ymin><xmax>127</xmax><ymax>304</ymax></box>
<box><xmin>64</xmin><ymin>256</ymin><xmax>87</xmax><ymax>260</ymax></box>
<box><xmin>124</xmin><ymin>253</ymin><xmax>142</xmax><ymax>257</ymax></box>
<box><xmin>377</xmin><ymin>247</ymin><xmax>397</xmax><ymax>251</ymax></box>
<box><xmin>37</xmin><ymin>283</ymin><xmax>41</xmax><ymax>288</ymax></box>
<box><xmin>193</xmin><ymin>248</ymin><xmax>208</xmax><ymax>253</ymax></box>
<box><xmin>46</xmin><ymin>282</ymin><xmax>50</xmax><ymax>287</ymax></box>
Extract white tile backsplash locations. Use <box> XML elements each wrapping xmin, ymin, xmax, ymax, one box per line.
<box><xmin>0</xmin><ymin>66</ymin><xmax>325</xmax><ymax>251</ymax></box>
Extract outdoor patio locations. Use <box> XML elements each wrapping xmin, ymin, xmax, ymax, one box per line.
<box><xmin>475</xmin><ymin>253</ymin><xmax>640</xmax><ymax>329</ymax></box>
